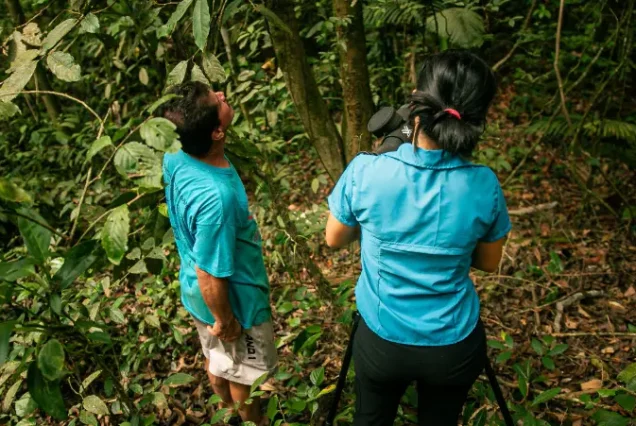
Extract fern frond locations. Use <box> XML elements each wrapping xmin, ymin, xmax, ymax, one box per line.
<box><xmin>426</xmin><ymin>7</ymin><xmax>485</xmax><ymax>48</ymax></box>
<box><xmin>526</xmin><ymin>116</ymin><xmax>636</xmax><ymax>144</ymax></box>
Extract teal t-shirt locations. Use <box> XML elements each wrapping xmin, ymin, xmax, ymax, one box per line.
<box><xmin>328</xmin><ymin>144</ymin><xmax>511</xmax><ymax>346</ymax></box>
<box><xmin>163</xmin><ymin>150</ymin><xmax>271</xmax><ymax>328</ymax></box>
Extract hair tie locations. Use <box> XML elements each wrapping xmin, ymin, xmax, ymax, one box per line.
<box><xmin>444</xmin><ymin>108</ymin><xmax>461</xmax><ymax>120</ymax></box>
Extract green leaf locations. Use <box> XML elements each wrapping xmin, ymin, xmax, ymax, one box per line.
<box><xmin>140</xmin><ymin>118</ymin><xmax>179</xmax><ymax>151</ymax></box>
<box><xmin>157</xmin><ymin>0</ymin><xmax>194</xmax><ymax>38</ymax></box>
<box><xmin>166</xmin><ymin>61</ymin><xmax>188</xmax><ymax>87</ymax></box>
<box><xmin>86</xmin><ymin>136</ymin><xmax>113</xmax><ymax>161</ymax></box>
<box><xmin>83</xmin><ymin>395</ymin><xmax>109</xmax><ymax>416</ymax></box>
<box><xmin>27</xmin><ymin>362</ymin><xmax>67</xmax><ymax>420</ymax></box>
<box><xmin>548</xmin><ymin>343</ymin><xmax>568</xmax><ymax>356</ymax></box>
<box><xmin>311</xmin><ymin>178</ymin><xmax>319</xmax><ymax>193</ymax></box>
<box><xmin>15</xmin><ymin>392</ymin><xmax>38</xmax><ymax>417</ymax></box>
<box><xmin>0</xmin><ymin>321</ymin><xmax>16</xmax><ymax>367</ymax></box>
<box><xmin>255</xmin><ymin>5</ymin><xmax>293</xmax><ymax>35</ymax></box>
<box><xmin>426</xmin><ymin>8</ymin><xmax>485</xmax><ymax>48</ymax></box>
<box><xmin>163</xmin><ymin>373</ymin><xmax>195</xmax><ymax>386</ymax></box>
<box><xmin>114</xmin><ymin>142</ymin><xmax>163</xmax><ymax>188</ymax></box>
<box><xmin>618</xmin><ymin>363</ymin><xmax>636</xmax><ymax>391</ymax></box>
<box><xmin>50</xmin><ymin>293</ymin><xmax>62</xmax><ymax>314</ymax></box>
<box><xmin>0</xmin><ymin>101</ymin><xmax>21</xmax><ymax>120</ymax></box>
<box><xmin>531</xmin><ymin>387</ymin><xmax>561</xmax><ymax>406</ymax></box>
<box><xmin>147</xmin><ymin>94</ymin><xmax>180</xmax><ymax>114</ymax></box>
<box><xmin>145</xmin><ymin>314</ymin><xmax>161</xmax><ymax>329</ymax></box>
<box><xmin>542</xmin><ymin>356</ymin><xmax>555</xmax><ymax>370</ymax></box>
<box><xmin>80</xmin><ymin>14</ymin><xmax>100</xmax><ymax>34</ymax></box>
<box><xmin>0</xmin><ymin>59</ymin><xmax>37</xmax><ymax>102</ymax></box>
<box><xmin>79</xmin><ymin>410</ymin><xmax>98</xmax><ymax>426</ymax></box>
<box><xmin>192</xmin><ymin>0</ymin><xmax>211</xmax><ymax>51</ymax></box>
<box><xmin>0</xmin><ymin>178</ymin><xmax>31</xmax><ymax>203</ymax></box>
<box><xmin>266</xmin><ymin>394</ymin><xmax>279</xmax><ymax>420</ymax></box>
<box><xmin>42</xmin><ymin>19</ymin><xmax>78</xmax><ymax>50</ymax></box>
<box><xmin>592</xmin><ymin>409</ymin><xmax>629</xmax><ymax>426</ymax></box>
<box><xmin>531</xmin><ymin>338</ymin><xmax>544</xmax><ymax>355</ymax></box>
<box><xmin>80</xmin><ymin>370</ymin><xmax>102</xmax><ymax>393</ymax></box>
<box><xmin>2</xmin><ymin>379</ymin><xmax>22</xmax><ymax>412</ymax></box>
<box><xmin>202</xmin><ymin>52</ymin><xmax>227</xmax><ymax>83</ymax></box>
<box><xmin>47</xmin><ymin>51</ymin><xmax>81</xmax><ymax>82</ymax></box>
<box><xmin>0</xmin><ymin>259</ymin><xmax>36</xmax><ymax>281</ymax></box>
<box><xmin>615</xmin><ymin>393</ymin><xmax>635</xmax><ymax>412</ymax></box>
<box><xmin>109</xmin><ymin>307</ymin><xmax>125</xmax><ymax>324</ymax></box>
<box><xmin>18</xmin><ymin>210</ymin><xmax>51</xmax><ymax>264</ymax></box>
<box><xmin>310</xmin><ymin>367</ymin><xmax>324</xmax><ymax>386</ymax></box>
<box><xmin>101</xmin><ymin>205</ymin><xmax>130</xmax><ymax>265</ymax></box>
<box><xmin>190</xmin><ymin>63</ymin><xmax>210</xmax><ymax>85</ymax></box>
<box><xmin>487</xmin><ymin>340</ymin><xmax>505</xmax><ymax>350</ymax></box>
<box><xmin>152</xmin><ymin>392</ymin><xmax>168</xmax><ymax>409</ymax></box>
<box><xmin>38</xmin><ymin>339</ymin><xmax>65</xmax><ymax>381</ymax></box>
<box><xmin>139</xmin><ymin>67</ymin><xmax>149</xmax><ymax>85</ymax></box>
<box><xmin>129</xmin><ymin>259</ymin><xmax>147</xmax><ymax>274</ymax></box>
<box><xmin>496</xmin><ymin>351</ymin><xmax>512</xmax><ymax>363</ymax></box>
<box><xmin>53</xmin><ymin>240</ymin><xmax>99</xmax><ymax>289</ymax></box>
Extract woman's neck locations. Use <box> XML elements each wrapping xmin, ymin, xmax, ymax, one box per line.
<box><xmin>416</xmin><ymin>133</ymin><xmax>440</xmax><ymax>150</ymax></box>
<box><xmin>197</xmin><ymin>141</ymin><xmax>229</xmax><ymax>168</ymax></box>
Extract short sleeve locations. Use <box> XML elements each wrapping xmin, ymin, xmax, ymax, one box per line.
<box><xmin>327</xmin><ymin>160</ymin><xmax>358</xmax><ymax>227</ymax></box>
<box><xmin>193</xmin><ymin>223</ymin><xmax>235</xmax><ymax>277</ymax></box>
<box><xmin>481</xmin><ymin>181</ymin><xmax>512</xmax><ymax>242</ymax></box>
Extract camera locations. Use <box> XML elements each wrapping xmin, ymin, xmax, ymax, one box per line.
<box><xmin>367</xmin><ymin>104</ymin><xmax>413</xmax><ymax>154</ymax></box>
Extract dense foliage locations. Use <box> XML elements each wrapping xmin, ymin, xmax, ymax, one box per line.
<box><xmin>0</xmin><ymin>0</ymin><xmax>634</xmax><ymax>425</ymax></box>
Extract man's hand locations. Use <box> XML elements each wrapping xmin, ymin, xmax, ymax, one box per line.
<box><xmin>207</xmin><ymin>317</ymin><xmax>242</xmax><ymax>342</ymax></box>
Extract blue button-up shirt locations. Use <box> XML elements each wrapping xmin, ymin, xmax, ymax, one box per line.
<box><xmin>328</xmin><ymin>144</ymin><xmax>511</xmax><ymax>346</ymax></box>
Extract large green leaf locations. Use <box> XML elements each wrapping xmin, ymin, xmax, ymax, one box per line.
<box><xmin>618</xmin><ymin>363</ymin><xmax>636</xmax><ymax>391</ymax></box>
<box><xmin>592</xmin><ymin>409</ymin><xmax>629</xmax><ymax>426</ymax></box>
<box><xmin>46</xmin><ymin>51</ymin><xmax>81</xmax><ymax>82</ymax></box>
<box><xmin>83</xmin><ymin>395</ymin><xmax>109</xmax><ymax>416</ymax></box>
<box><xmin>18</xmin><ymin>210</ymin><xmax>52</xmax><ymax>264</ymax></box>
<box><xmin>80</xmin><ymin>13</ymin><xmax>100</xmax><ymax>34</ymax></box>
<box><xmin>86</xmin><ymin>136</ymin><xmax>113</xmax><ymax>161</ymax></box>
<box><xmin>0</xmin><ymin>178</ymin><xmax>31</xmax><ymax>203</ymax></box>
<box><xmin>0</xmin><ymin>60</ymin><xmax>37</xmax><ymax>102</ymax></box>
<box><xmin>113</xmin><ymin>142</ymin><xmax>163</xmax><ymax>188</ymax></box>
<box><xmin>140</xmin><ymin>118</ymin><xmax>179</xmax><ymax>151</ymax></box>
<box><xmin>0</xmin><ymin>101</ymin><xmax>21</xmax><ymax>120</ymax></box>
<box><xmin>202</xmin><ymin>52</ymin><xmax>226</xmax><ymax>83</ymax></box>
<box><xmin>192</xmin><ymin>0</ymin><xmax>210</xmax><ymax>51</ymax></box>
<box><xmin>42</xmin><ymin>19</ymin><xmax>78</xmax><ymax>50</ymax></box>
<box><xmin>163</xmin><ymin>373</ymin><xmax>195</xmax><ymax>386</ymax></box>
<box><xmin>157</xmin><ymin>0</ymin><xmax>194</xmax><ymax>38</ymax></box>
<box><xmin>190</xmin><ymin>63</ymin><xmax>210</xmax><ymax>85</ymax></box>
<box><xmin>0</xmin><ymin>321</ymin><xmax>16</xmax><ymax>367</ymax></box>
<box><xmin>426</xmin><ymin>7</ymin><xmax>485</xmax><ymax>48</ymax></box>
<box><xmin>26</xmin><ymin>362</ymin><xmax>68</xmax><ymax>420</ymax></box>
<box><xmin>52</xmin><ymin>240</ymin><xmax>99</xmax><ymax>289</ymax></box>
<box><xmin>38</xmin><ymin>339</ymin><xmax>65</xmax><ymax>381</ymax></box>
<box><xmin>101</xmin><ymin>205</ymin><xmax>130</xmax><ymax>265</ymax></box>
<box><xmin>166</xmin><ymin>60</ymin><xmax>188</xmax><ymax>88</ymax></box>
<box><xmin>0</xmin><ymin>259</ymin><xmax>36</xmax><ymax>282</ymax></box>
<box><xmin>531</xmin><ymin>387</ymin><xmax>561</xmax><ymax>406</ymax></box>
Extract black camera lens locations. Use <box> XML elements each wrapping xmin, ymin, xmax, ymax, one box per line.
<box><xmin>367</xmin><ymin>106</ymin><xmax>405</xmax><ymax>137</ymax></box>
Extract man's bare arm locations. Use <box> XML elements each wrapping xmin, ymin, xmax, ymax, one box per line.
<box><xmin>196</xmin><ymin>266</ymin><xmax>241</xmax><ymax>341</ymax></box>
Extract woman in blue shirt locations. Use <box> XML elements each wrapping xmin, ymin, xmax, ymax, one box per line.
<box><xmin>325</xmin><ymin>50</ymin><xmax>511</xmax><ymax>425</ymax></box>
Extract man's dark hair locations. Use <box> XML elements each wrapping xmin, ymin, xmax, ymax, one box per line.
<box><xmin>157</xmin><ymin>81</ymin><xmax>220</xmax><ymax>157</ymax></box>
<box><xmin>410</xmin><ymin>50</ymin><xmax>496</xmax><ymax>157</ymax></box>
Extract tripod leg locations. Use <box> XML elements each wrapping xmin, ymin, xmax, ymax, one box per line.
<box><xmin>324</xmin><ymin>312</ymin><xmax>360</xmax><ymax>426</ymax></box>
<box><xmin>484</xmin><ymin>358</ymin><xmax>515</xmax><ymax>426</ymax></box>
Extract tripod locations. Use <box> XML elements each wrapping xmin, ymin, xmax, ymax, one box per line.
<box><xmin>324</xmin><ymin>312</ymin><xmax>514</xmax><ymax>426</ymax></box>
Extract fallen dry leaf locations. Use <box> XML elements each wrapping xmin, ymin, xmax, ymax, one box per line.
<box><xmin>608</xmin><ymin>301</ymin><xmax>626</xmax><ymax>311</ymax></box>
<box><xmin>601</xmin><ymin>347</ymin><xmax>615</xmax><ymax>354</ymax></box>
<box><xmin>624</xmin><ymin>286</ymin><xmax>635</xmax><ymax>298</ymax></box>
<box><xmin>580</xmin><ymin>379</ymin><xmax>603</xmax><ymax>391</ymax></box>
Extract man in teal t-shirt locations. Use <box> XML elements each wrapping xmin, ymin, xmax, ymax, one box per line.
<box><xmin>159</xmin><ymin>81</ymin><xmax>276</xmax><ymax>426</ymax></box>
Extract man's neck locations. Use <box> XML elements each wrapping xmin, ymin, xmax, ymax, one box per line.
<box><xmin>197</xmin><ymin>141</ymin><xmax>229</xmax><ymax>168</ymax></box>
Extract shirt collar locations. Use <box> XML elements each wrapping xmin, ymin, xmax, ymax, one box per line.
<box><xmin>383</xmin><ymin>143</ymin><xmax>472</xmax><ymax>170</ymax></box>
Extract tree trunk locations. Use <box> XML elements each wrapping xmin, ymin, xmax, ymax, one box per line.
<box><xmin>263</xmin><ymin>0</ymin><xmax>345</xmax><ymax>181</ymax></box>
<box><xmin>333</xmin><ymin>0</ymin><xmax>374</xmax><ymax>161</ymax></box>
<box><xmin>5</xmin><ymin>0</ymin><xmax>60</xmax><ymax>122</ymax></box>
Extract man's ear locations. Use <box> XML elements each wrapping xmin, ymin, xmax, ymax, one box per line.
<box><xmin>211</xmin><ymin>127</ymin><xmax>224</xmax><ymax>141</ymax></box>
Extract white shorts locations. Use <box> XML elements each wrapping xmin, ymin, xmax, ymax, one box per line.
<box><xmin>193</xmin><ymin>317</ymin><xmax>278</xmax><ymax>386</ymax></box>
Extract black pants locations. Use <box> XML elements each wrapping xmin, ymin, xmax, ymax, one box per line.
<box><xmin>352</xmin><ymin>318</ymin><xmax>487</xmax><ymax>426</ymax></box>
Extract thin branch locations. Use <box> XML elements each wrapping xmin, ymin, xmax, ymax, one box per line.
<box><xmin>553</xmin><ymin>0</ymin><xmax>572</xmax><ymax>129</ymax></box>
<box><xmin>492</xmin><ymin>0</ymin><xmax>537</xmax><ymax>71</ymax></box>
<box><xmin>6</xmin><ymin>90</ymin><xmax>103</xmax><ymax>125</ymax></box>
<box><xmin>509</xmin><ymin>202</ymin><xmax>558</xmax><ymax>216</ymax></box>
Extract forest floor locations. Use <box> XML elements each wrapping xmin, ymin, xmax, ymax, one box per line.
<box><xmin>154</xmin><ymin>90</ymin><xmax>636</xmax><ymax>425</ymax></box>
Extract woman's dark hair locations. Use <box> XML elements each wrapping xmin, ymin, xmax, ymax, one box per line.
<box><xmin>410</xmin><ymin>50</ymin><xmax>496</xmax><ymax>157</ymax></box>
<box><xmin>157</xmin><ymin>81</ymin><xmax>220</xmax><ymax>157</ymax></box>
